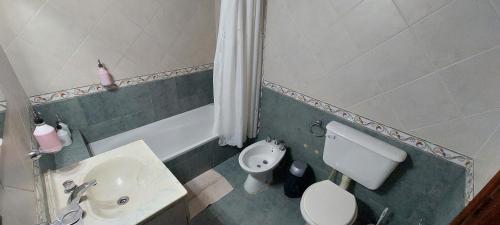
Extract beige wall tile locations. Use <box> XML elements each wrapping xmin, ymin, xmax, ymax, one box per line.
<box><xmin>329</xmin><ymin>0</ymin><xmax>363</xmax><ymax>16</ymax></box>
<box><xmin>91</xmin><ymin>8</ymin><xmax>143</xmax><ymax>52</ymax></box>
<box><xmin>307</xmin><ymin>21</ymin><xmax>361</xmax><ymax>75</ymax></box>
<box><xmin>47</xmin><ymin>0</ymin><xmax>113</xmax><ymax>30</ymax></box>
<box><xmin>112</xmin><ymin>0</ymin><xmax>160</xmax><ymax>27</ymax></box>
<box><xmin>2</xmin><ymin>0</ymin><xmax>216</xmax><ymax>97</ymax></box>
<box><xmin>394</xmin><ymin>0</ymin><xmax>452</xmax><ymax>24</ymax></box>
<box><xmin>474</xmin><ymin>127</ymin><xmax>500</xmax><ymax>192</ymax></box>
<box><xmin>6</xmin><ymin>39</ymin><xmax>66</xmax><ymax>96</ymax></box>
<box><xmin>264</xmin><ymin>1</ymin><xmax>500</xmax><ymax>191</ymax></box>
<box><xmin>347</xmin><ymin>95</ymin><xmax>405</xmax><ymax>130</ymax></box>
<box><xmin>124</xmin><ymin>33</ymin><xmax>166</xmax><ymax>73</ymax></box>
<box><xmin>411</xmin><ymin>0</ymin><xmax>500</xmax><ymax>68</ymax></box>
<box><xmin>302</xmin><ymin>63</ymin><xmax>383</xmax><ymax>108</ymax></box>
<box><xmin>0</xmin><ymin>0</ymin><xmax>45</xmax><ymax>47</ymax></box>
<box><xmin>410</xmin><ymin>109</ymin><xmax>500</xmax><ymax>157</ymax></box>
<box><xmin>19</xmin><ymin>4</ymin><xmax>89</xmax><ymax>59</ymax></box>
<box><xmin>145</xmin><ymin>0</ymin><xmax>200</xmax><ymax>48</ymax></box>
<box><xmin>358</xmin><ymin>30</ymin><xmax>435</xmax><ymax>91</ymax></box>
<box><xmin>440</xmin><ymin>46</ymin><xmax>500</xmax><ymax>116</ymax></box>
<box><xmin>341</xmin><ymin>0</ymin><xmax>407</xmax><ymax>52</ymax></box>
<box><xmin>385</xmin><ymin>74</ymin><xmax>460</xmax><ymax>130</ymax></box>
<box><xmin>61</xmin><ymin>35</ymin><xmax>124</xmax><ymax>80</ymax></box>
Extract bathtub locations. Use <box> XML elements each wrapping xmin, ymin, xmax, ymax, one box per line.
<box><xmin>89</xmin><ymin>104</ymin><xmax>218</xmax><ymax>162</ymax></box>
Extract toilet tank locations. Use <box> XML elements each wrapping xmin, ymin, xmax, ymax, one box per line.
<box><xmin>323</xmin><ymin>121</ymin><xmax>407</xmax><ymax>190</ymax></box>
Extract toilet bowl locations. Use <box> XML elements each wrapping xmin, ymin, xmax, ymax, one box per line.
<box><xmin>300</xmin><ymin>180</ymin><xmax>357</xmax><ymax>225</ymax></box>
<box><xmin>238</xmin><ymin>140</ymin><xmax>286</xmax><ymax>193</ymax></box>
<box><xmin>299</xmin><ymin>121</ymin><xmax>407</xmax><ymax>225</ymax></box>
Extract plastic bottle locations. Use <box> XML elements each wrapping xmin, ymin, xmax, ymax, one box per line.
<box><xmin>57</xmin><ymin>124</ymin><xmax>72</xmax><ymax>147</ymax></box>
<box><xmin>98</xmin><ymin>59</ymin><xmax>113</xmax><ymax>86</ymax></box>
<box><xmin>56</xmin><ymin>114</ymin><xmax>71</xmax><ymax>136</ymax></box>
<box><xmin>33</xmin><ymin>111</ymin><xmax>62</xmax><ymax>153</ymax></box>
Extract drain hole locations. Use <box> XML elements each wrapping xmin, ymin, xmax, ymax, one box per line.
<box><xmin>257</xmin><ymin>165</ymin><xmax>261</xmax><ymax>168</ymax></box>
<box><xmin>263</xmin><ymin>160</ymin><xmax>268</xmax><ymax>165</ymax></box>
<box><xmin>117</xmin><ymin>196</ymin><xmax>129</xmax><ymax>205</ymax></box>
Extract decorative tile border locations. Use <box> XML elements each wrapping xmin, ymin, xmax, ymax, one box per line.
<box><xmin>27</xmin><ymin>65</ymin><xmax>473</xmax><ymax>202</ymax></box>
<box><xmin>262</xmin><ymin>80</ymin><xmax>474</xmax><ymax>203</ymax></box>
<box><xmin>30</xmin><ymin>64</ymin><xmax>214</xmax><ymax>105</ymax></box>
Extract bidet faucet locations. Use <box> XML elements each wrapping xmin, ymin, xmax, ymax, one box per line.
<box><xmin>68</xmin><ymin>179</ymin><xmax>97</xmax><ymax>204</ymax></box>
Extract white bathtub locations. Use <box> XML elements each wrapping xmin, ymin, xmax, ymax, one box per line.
<box><xmin>89</xmin><ymin>104</ymin><xmax>218</xmax><ymax>162</ymax></box>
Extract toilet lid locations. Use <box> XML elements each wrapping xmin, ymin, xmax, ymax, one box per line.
<box><xmin>301</xmin><ymin>180</ymin><xmax>357</xmax><ymax>225</ymax></box>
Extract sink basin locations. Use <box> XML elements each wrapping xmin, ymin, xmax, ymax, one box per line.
<box><xmin>84</xmin><ymin>157</ymin><xmax>149</xmax><ymax>218</ymax></box>
<box><xmin>45</xmin><ymin>140</ymin><xmax>187</xmax><ymax>225</ymax></box>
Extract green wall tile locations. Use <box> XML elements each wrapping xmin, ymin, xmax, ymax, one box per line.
<box><xmin>164</xmin><ymin>139</ymin><xmax>240</xmax><ymax>184</ymax></box>
<box><xmin>39</xmin><ymin>130</ymin><xmax>92</xmax><ymax>172</ymax></box>
<box><xmin>176</xmin><ymin>71</ymin><xmax>214</xmax><ymax>112</ymax></box>
<box><xmin>258</xmin><ymin>88</ymin><xmax>466</xmax><ymax>225</ymax></box>
<box><xmin>36</xmin><ymin>71</ymin><xmax>214</xmax><ymax>143</ymax></box>
<box><xmin>34</xmin><ymin>98</ymin><xmax>88</xmax><ymax>129</ymax></box>
<box><xmin>78</xmin><ymin>84</ymin><xmax>153</xmax><ymax>125</ymax></box>
<box><xmin>147</xmin><ymin>78</ymin><xmax>182</xmax><ymax>121</ymax></box>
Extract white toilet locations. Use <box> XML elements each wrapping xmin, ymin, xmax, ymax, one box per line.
<box><xmin>239</xmin><ymin>139</ymin><xmax>286</xmax><ymax>193</ymax></box>
<box><xmin>300</xmin><ymin>121</ymin><xmax>407</xmax><ymax>225</ymax></box>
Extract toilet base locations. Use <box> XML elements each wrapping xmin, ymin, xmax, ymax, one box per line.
<box><xmin>244</xmin><ymin>172</ymin><xmax>273</xmax><ymax>194</ymax></box>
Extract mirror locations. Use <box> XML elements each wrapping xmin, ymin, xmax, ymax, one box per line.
<box><xmin>0</xmin><ymin>88</ymin><xmax>5</xmax><ymax>142</ymax></box>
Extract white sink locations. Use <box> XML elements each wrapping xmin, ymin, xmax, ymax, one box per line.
<box><xmin>44</xmin><ymin>140</ymin><xmax>187</xmax><ymax>225</ymax></box>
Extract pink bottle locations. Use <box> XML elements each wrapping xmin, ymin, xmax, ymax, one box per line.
<box><xmin>33</xmin><ymin>112</ymin><xmax>62</xmax><ymax>153</ymax></box>
<box><xmin>98</xmin><ymin>59</ymin><xmax>113</xmax><ymax>86</ymax></box>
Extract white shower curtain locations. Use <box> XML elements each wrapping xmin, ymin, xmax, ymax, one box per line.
<box><xmin>213</xmin><ymin>0</ymin><xmax>264</xmax><ymax>148</ymax></box>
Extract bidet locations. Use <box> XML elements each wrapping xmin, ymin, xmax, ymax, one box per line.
<box><xmin>238</xmin><ymin>139</ymin><xmax>286</xmax><ymax>193</ymax></box>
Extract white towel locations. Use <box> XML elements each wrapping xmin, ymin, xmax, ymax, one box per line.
<box><xmin>184</xmin><ymin>169</ymin><xmax>233</xmax><ymax>218</ymax></box>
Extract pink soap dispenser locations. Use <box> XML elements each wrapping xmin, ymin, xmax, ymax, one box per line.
<box><xmin>97</xmin><ymin>59</ymin><xmax>114</xmax><ymax>87</ymax></box>
<box><xmin>33</xmin><ymin>111</ymin><xmax>62</xmax><ymax>153</ymax></box>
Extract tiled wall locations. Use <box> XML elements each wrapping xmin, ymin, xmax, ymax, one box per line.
<box><xmin>0</xmin><ymin>0</ymin><xmax>217</xmax><ymax>97</ymax></box>
<box><xmin>34</xmin><ymin>70</ymin><xmax>213</xmax><ymax>143</ymax></box>
<box><xmin>165</xmin><ymin>139</ymin><xmax>241</xmax><ymax>184</ymax></box>
<box><xmin>263</xmin><ymin>0</ymin><xmax>500</xmax><ymax>193</ymax></box>
<box><xmin>0</xmin><ymin>47</ymin><xmax>36</xmax><ymax>225</ymax></box>
<box><xmin>259</xmin><ymin>88</ymin><xmax>466</xmax><ymax>225</ymax></box>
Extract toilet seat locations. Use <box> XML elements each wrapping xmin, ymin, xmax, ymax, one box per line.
<box><xmin>300</xmin><ymin>180</ymin><xmax>357</xmax><ymax>225</ymax></box>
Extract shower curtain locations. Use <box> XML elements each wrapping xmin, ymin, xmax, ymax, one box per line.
<box><xmin>213</xmin><ymin>0</ymin><xmax>264</xmax><ymax>148</ymax></box>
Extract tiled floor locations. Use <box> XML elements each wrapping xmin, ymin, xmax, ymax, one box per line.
<box><xmin>191</xmin><ymin>155</ymin><xmax>305</xmax><ymax>225</ymax></box>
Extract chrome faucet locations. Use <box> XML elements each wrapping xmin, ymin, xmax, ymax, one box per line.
<box><xmin>41</xmin><ymin>180</ymin><xmax>97</xmax><ymax>225</ymax></box>
<box><xmin>68</xmin><ymin>179</ymin><xmax>97</xmax><ymax>205</ymax></box>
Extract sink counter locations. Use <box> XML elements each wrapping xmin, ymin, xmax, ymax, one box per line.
<box><xmin>44</xmin><ymin>140</ymin><xmax>188</xmax><ymax>225</ymax></box>
<box><xmin>39</xmin><ymin>130</ymin><xmax>92</xmax><ymax>172</ymax></box>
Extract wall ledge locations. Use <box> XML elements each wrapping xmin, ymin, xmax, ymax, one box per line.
<box><xmin>30</xmin><ymin>64</ymin><xmax>214</xmax><ymax>105</ymax></box>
